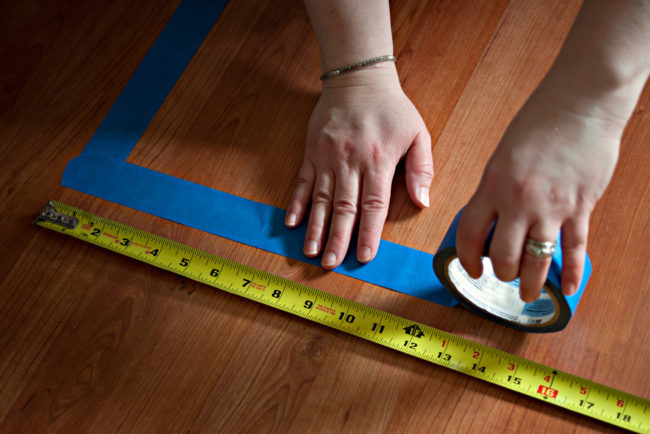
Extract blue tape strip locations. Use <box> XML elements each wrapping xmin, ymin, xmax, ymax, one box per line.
<box><xmin>81</xmin><ymin>0</ymin><xmax>228</xmax><ymax>162</ymax></box>
<box><xmin>63</xmin><ymin>155</ymin><xmax>456</xmax><ymax>305</ymax></box>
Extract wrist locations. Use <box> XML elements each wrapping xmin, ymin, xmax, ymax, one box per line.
<box><xmin>321</xmin><ymin>61</ymin><xmax>401</xmax><ymax>92</ymax></box>
<box><xmin>533</xmin><ymin>65</ymin><xmax>647</xmax><ymax>130</ymax></box>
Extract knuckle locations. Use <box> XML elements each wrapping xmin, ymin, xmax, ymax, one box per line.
<box><xmin>491</xmin><ymin>253</ymin><xmax>519</xmax><ymax>272</ymax></box>
<box><xmin>306</xmin><ymin>223</ymin><xmax>324</xmax><ymax>239</ymax></box>
<box><xmin>410</xmin><ymin>159</ymin><xmax>434</xmax><ymax>178</ymax></box>
<box><xmin>333</xmin><ymin>197</ymin><xmax>358</xmax><ymax>216</ymax></box>
<box><xmin>483</xmin><ymin>163</ymin><xmax>505</xmax><ymax>186</ymax></box>
<box><xmin>546</xmin><ymin>184</ymin><xmax>577</xmax><ymax>215</ymax></box>
<box><xmin>562</xmin><ymin>241</ymin><xmax>587</xmax><ymax>257</ymax></box>
<box><xmin>328</xmin><ymin>231</ymin><xmax>350</xmax><ymax>247</ymax></box>
<box><xmin>511</xmin><ymin>178</ymin><xmax>538</xmax><ymax>204</ymax></box>
<box><xmin>295</xmin><ymin>174</ymin><xmax>311</xmax><ymax>190</ymax></box>
<box><xmin>575</xmin><ymin>189</ymin><xmax>598</xmax><ymax>214</ymax></box>
<box><xmin>358</xmin><ymin>223</ymin><xmax>382</xmax><ymax>241</ymax></box>
<box><xmin>316</xmin><ymin>126</ymin><xmax>341</xmax><ymax>147</ymax></box>
<box><xmin>369</xmin><ymin>143</ymin><xmax>383</xmax><ymax>166</ymax></box>
<box><xmin>360</xmin><ymin>193</ymin><xmax>388</xmax><ymax>214</ymax></box>
<box><xmin>334</xmin><ymin>141</ymin><xmax>358</xmax><ymax>161</ymax></box>
<box><xmin>312</xmin><ymin>189</ymin><xmax>332</xmax><ymax>205</ymax></box>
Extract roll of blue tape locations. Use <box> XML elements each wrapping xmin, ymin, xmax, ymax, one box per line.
<box><xmin>433</xmin><ymin>210</ymin><xmax>591</xmax><ymax>332</ymax></box>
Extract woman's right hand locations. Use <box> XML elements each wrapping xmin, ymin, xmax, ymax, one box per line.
<box><xmin>285</xmin><ymin>63</ymin><xmax>434</xmax><ymax>270</ymax></box>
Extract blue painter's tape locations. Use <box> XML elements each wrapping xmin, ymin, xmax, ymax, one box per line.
<box><xmin>63</xmin><ymin>155</ymin><xmax>457</xmax><ymax>305</ymax></box>
<box><xmin>81</xmin><ymin>0</ymin><xmax>230</xmax><ymax>161</ymax></box>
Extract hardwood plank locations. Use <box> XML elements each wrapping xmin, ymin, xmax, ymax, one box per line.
<box><xmin>0</xmin><ymin>0</ymin><xmax>182</xmax><ymax>281</ymax></box>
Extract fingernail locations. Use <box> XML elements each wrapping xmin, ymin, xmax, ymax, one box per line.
<box><xmin>322</xmin><ymin>251</ymin><xmax>336</xmax><ymax>268</ymax></box>
<box><xmin>285</xmin><ymin>212</ymin><xmax>297</xmax><ymax>227</ymax></box>
<box><xmin>417</xmin><ymin>186</ymin><xmax>429</xmax><ymax>207</ymax></box>
<box><xmin>520</xmin><ymin>292</ymin><xmax>537</xmax><ymax>303</ymax></box>
<box><xmin>305</xmin><ymin>240</ymin><xmax>318</xmax><ymax>256</ymax></box>
<box><xmin>358</xmin><ymin>247</ymin><xmax>372</xmax><ymax>263</ymax></box>
<box><xmin>564</xmin><ymin>283</ymin><xmax>576</xmax><ymax>295</ymax></box>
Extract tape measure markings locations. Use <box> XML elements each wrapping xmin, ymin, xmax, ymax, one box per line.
<box><xmin>34</xmin><ymin>201</ymin><xmax>648</xmax><ymax>432</ymax></box>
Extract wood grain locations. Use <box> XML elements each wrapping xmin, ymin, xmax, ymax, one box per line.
<box><xmin>0</xmin><ymin>0</ymin><xmax>648</xmax><ymax>432</ymax></box>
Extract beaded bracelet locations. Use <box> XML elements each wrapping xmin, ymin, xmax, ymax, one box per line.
<box><xmin>320</xmin><ymin>55</ymin><xmax>396</xmax><ymax>80</ymax></box>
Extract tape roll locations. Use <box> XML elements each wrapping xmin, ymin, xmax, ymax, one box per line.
<box><xmin>433</xmin><ymin>210</ymin><xmax>591</xmax><ymax>333</ymax></box>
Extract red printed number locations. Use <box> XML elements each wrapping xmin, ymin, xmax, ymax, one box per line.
<box><xmin>579</xmin><ymin>387</ymin><xmax>587</xmax><ymax>395</ymax></box>
<box><xmin>617</xmin><ymin>400</ymin><xmax>625</xmax><ymax>408</ymax></box>
<box><xmin>537</xmin><ymin>386</ymin><xmax>558</xmax><ymax>399</ymax></box>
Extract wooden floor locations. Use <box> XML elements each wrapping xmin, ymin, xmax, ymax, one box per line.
<box><xmin>1</xmin><ymin>0</ymin><xmax>648</xmax><ymax>432</ymax></box>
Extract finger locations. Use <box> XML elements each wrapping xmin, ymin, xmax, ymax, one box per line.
<box><xmin>356</xmin><ymin>168</ymin><xmax>394</xmax><ymax>263</ymax></box>
<box><xmin>405</xmin><ymin>130</ymin><xmax>434</xmax><ymax>208</ymax></box>
<box><xmin>519</xmin><ymin>221</ymin><xmax>561</xmax><ymax>302</ymax></box>
<box><xmin>303</xmin><ymin>169</ymin><xmax>334</xmax><ymax>258</ymax></box>
<box><xmin>488</xmin><ymin>215</ymin><xmax>528</xmax><ymax>282</ymax></box>
<box><xmin>285</xmin><ymin>161</ymin><xmax>315</xmax><ymax>227</ymax></box>
<box><xmin>456</xmin><ymin>195</ymin><xmax>497</xmax><ymax>278</ymax></box>
<box><xmin>321</xmin><ymin>169</ymin><xmax>361</xmax><ymax>270</ymax></box>
<box><xmin>560</xmin><ymin>214</ymin><xmax>589</xmax><ymax>296</ymax></box>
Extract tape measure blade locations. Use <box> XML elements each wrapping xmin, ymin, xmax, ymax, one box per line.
<box><xmin>34</xmin><ymin>201</ymin><xmax>650</xmax><ymax>433</ymax></box>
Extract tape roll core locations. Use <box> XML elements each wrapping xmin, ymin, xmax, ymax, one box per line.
<box><xmin>434</xmin><ymin>248</ymin><xmax>571</xmax><ymax>332</ymax></box>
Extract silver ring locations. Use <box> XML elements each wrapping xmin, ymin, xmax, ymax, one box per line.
<box><xmin>524</xmin><ymin>237</ymin><xmax>556</xmax><ymax>259</ymax></box>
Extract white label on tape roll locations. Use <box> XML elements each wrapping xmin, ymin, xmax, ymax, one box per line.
<box><xmin>447</xmin><ymin>258</ymin><xmax>556</xmax><ymax>325</ymax></box>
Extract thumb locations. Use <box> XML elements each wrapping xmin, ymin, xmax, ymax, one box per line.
<box><xmin>405</xmin><ymin>129</ymin><xmax>434</xmax><ymax>208</ymax></box>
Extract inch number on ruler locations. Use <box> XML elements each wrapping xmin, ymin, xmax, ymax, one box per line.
<box><xmin>35</xmin><ymin>201</ymin><xmax>650</xmax><ymax>433</ymax></box>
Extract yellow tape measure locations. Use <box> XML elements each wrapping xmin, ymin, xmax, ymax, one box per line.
<box><xmin>35</xmin><ymin>201</ymin><xmax>649</xmax><ymax>432</ymax></box>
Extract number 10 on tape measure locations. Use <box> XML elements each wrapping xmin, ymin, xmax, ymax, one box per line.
<box><xmin>35</xmin><ymin>201</ymin><xmax>649</xmax><ymax>432</ymax></box>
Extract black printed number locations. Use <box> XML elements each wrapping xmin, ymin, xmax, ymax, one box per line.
<box><xmin>120</xmin><ymin>238</ymin><xmax>130</xmax><ymax>246</ymax></box>
<box><xmin>338</xmin><ymin>312</ymin><xmax>355</xmax><ymax>323</ymax></box>
<box><xmin>579</xmin><ymin>400</ymin><xmax>594</xmax><ymax>409</ymax></box>
<box><xmin>304</xmin><ymin>300</ymin><xmax>313</xmax><ymax>309</ymax></box>
<box><xmin>179</xmin><ymin>258</ymin><xmax>189</xmax><ymax>267</ymax></box>
<box><xmin>472</xmin><ymin>364</ymin><xmax>486</xmax><ymax>373</ymax></box>
<box><xmin>91</xmin><ymin>228</ymin><xmax>101</xmax><ymax>236</ymax></box>
<box><xmin>210</xmin><ymin>268</ymin><xmax>220</xmax><ymax>277</ymax></box>
<box><xmin>404</xmin><ymin>341</ymin><xmax>418</xmax><ymax>349</ymax></box>
<box><xmin>272</xmin><ymin>290</ymin><xmax>282</xmax><ymax>298</ymax></box>
<box><xmin>616</xmin><ymin>414</ymin><xmax>631</xmax><ymax>422</ymax></box>
<box><xmin>507</xmin><ymin>376</ymin><xmax>522</xmax><ymax>385</ymax></box>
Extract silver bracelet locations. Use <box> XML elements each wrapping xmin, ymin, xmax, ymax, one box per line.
<box><xmin>320</xmin><ymin>55</ymin><xmax>396</xmax><ymax>81</ymax></box>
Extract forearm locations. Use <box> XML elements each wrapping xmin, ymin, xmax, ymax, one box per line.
<box><xmin>536</xmin><ymin>0</ymin><xmax>650</xmax><ymax>127</ymax></box>
<box><xmin>303</xmin><ymin>0</ymin><xmax>394</xmax><ymax>72</ymax></box>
